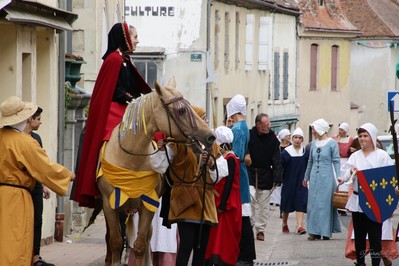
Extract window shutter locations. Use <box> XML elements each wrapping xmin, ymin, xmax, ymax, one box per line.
<box><xmin>274</xmin><ymin>52</ymin><xmax>280</xmax><ymax>100</ymax></box>
<box><xmin>258</xmin><ymin>16</ymin><xmax>271</xmax><ymax>70</ymax></box>
<box><xmin>310</xmin><ymin>44</ymin><xmax>318</xmax><ymax>91</ymax></box>
<box><xmin>331</xmin><ymin>45</ymin><xmax>338</xmax><ymax>91</ymax></box>
<box><xmin>283</xmin><ymin>52</ymin><xmax>289</xmax><ymax>100</ymax></box>
<box><xmin>245</xmin><ymin>14</ymin><xmax>255</xmax><ymax>71</ymax></box>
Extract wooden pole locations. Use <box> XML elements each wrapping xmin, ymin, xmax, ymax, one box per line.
<box><xmin>389</xmin><ymin>101</ymin><xmax>399</xmax><ymax>190</ymax></box>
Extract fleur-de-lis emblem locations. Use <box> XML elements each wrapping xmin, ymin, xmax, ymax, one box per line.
<box><xmin>366</xmin><ymin>202</ymin><xmax>371</xmax><ymax>209</ymax></box>
<box><xmin>390</xmin><ymin>176</ymin><xmax>398</xmax><ymax>188</ymax></box>
<box><xmin>386</xmin><ymin>194</ymin><xmax>395</xmax><ymax>206</ymax></box>
<box><xmin>380</xmin><ymin>178</ymin><xmax>388</xmax><ymax>189</ymax></box>
<box><xmin>370</xmin><ymin>180</ymin><xmax>378</xmax><ymax>191</ymax></box>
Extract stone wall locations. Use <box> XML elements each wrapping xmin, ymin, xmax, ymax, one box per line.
<box><xmin>63</xmin><ymin>93</ymin><xmax>92</xmax><ymax>234</ymax></box>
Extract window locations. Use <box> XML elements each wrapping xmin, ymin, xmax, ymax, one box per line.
<box><xmin>22</xmin><ymin>53</ymin><xmax>32</xmax><ymax>101</ymax></box>
<box><xmin>310</xmin><ymin>44</ymin><xmax>318</xmax><ymax>91</ymax></box>
<box><xmin>213</xmin><ymin>94</ymin><xmax>218</xmax><ymax>129</ymax></box>
<box><xmin>318</xmin><ymin>0</ymin><xmax>324</xmax><ymax>6</ymax></box>
<box><xmin>245</xmin><ymin>14</ymin><xmax>255</xmax><ymax>71</ymax></box>
<box><xmin>274</xmin><ymin>52</ymin><xmax>280</xmax><ymax>100</ymax></box>
<box><xmin>132</xmin><ymin>59</ymin><xmax>162</xmax><ymax>89</ymax></box>
<box><xmin>224</xmin><ymin>12</ymin><xmax>230</xmax><ymax>72</ymax></box>
<box><xmin>283</xmin><ymin>52</ymin><xmax>289</xmax><ymax>100</ymax></box>
<box><xmin>235</xmin><ymin>12</ymin><xmax>240</xmax><ymax>70</ymax></box>
<box><xmin>331</xmin><ymin>45</ymin><xmax>339</xmax><ymax>91</ymax></box>
<box><xmin>258</xmin><ymin>16</ymin><xmax>271</xmax><ymax>71</ymax></box>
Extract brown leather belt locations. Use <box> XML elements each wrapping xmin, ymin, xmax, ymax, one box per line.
<box><xmin>0</xmin><ymin>182</ymin><xmax>30</xmax><ymax>192</ymax></box>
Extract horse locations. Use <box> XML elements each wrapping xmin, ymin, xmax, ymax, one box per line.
<box><xmin>91</xmin><ymin>77</ymin><xmax>215</xmax><ymax>266</ymax></box>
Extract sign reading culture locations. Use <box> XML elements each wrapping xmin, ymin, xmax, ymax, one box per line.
<box><xmin>125</xmin><ymin>5</ymin><xmax>175</xmax><ymax>17</ymax></box>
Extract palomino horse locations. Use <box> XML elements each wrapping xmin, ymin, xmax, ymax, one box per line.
<box><xmin>95</xmin><ymin>77</ymin><xmax>215</xmax><ymax>266</ymax></box>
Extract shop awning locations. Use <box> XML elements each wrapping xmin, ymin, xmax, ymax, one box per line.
<box><xmin>0</xmin><ymin>0</ymin><xmax>77</xmax><ymax>32</ymax></box>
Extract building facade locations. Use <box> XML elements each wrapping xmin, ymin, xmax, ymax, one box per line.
<box><xmin>341</xmin><ymin>0</ymin><xmax>399</xmax><ymax>134</ymax></box>
<box><xmin>0</xmin><ymin>0</ymin><xmax>76</xmax><ymax>243</ymax></box>
<box><xmin>296</xmin><ymin>0</ymin><xmax>360</xmax><ymax>142</ymax></box>
<box><xmin>124</xmin><ymin>0</ymin><xmax>300</xmax><ymax>130</ymax></box>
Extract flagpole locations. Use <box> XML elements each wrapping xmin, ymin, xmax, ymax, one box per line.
<box><xmin>389</xmin><ymin>102</ymin><xmax>399</xmax><ymax>191</ymax></box>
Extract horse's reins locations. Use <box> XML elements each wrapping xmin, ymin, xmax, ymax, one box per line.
<box><xmin>160</xmin><ymin>96</ymin><xmax>220</xmax><ymax>250</ymax></box>
<box><xmin>158</xmin><ymin>94</ymin><xmax>218</xmax><ymax>184</ymax></box>
<box><xmin>118</xmin><ymin>92</ymin><xmax>217</xmax><ymax>250</ymax></box>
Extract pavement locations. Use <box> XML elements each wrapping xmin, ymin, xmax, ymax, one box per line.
<box><xmin>41</xmin><ymin>214</ymin><xmax>107</xmax><ymax>266</ymax></box>
<box><xmin>41</xmin><ymin>207</ymin><xmax>399</xmax><ymax>266</ymax></box>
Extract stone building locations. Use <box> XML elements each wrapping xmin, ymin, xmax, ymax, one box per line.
<box><xmin>0</xmin><ymin>0</ymin><xmax>77</xmax><ymax>244</ymax></box>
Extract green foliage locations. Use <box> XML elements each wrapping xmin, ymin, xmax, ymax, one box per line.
<box><xmin>65</xmin><ymin>83</ymin><xmax>72</xmax><ymax>122</ymax></box>
<box><xmin>84</xmin><ymin>104</ymin><xmax>89</xmax><ymax>118</ymax></box>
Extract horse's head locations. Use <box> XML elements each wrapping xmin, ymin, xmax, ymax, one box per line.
<box><xmin>153</xmin><ymin>77</ymin><xmax>215</xmax><ymax>150</ymax></box>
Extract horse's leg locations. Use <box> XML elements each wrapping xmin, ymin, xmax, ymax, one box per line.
<box><xmin>134</xmin><ymin>207</ymin><xmax>155</xmax><ymax>266</ymax></box>
<box><xmin>144</xmin><ymin>225</ymin><xmax>153</xmax><ymax>266</ymax></box>
<box><xmin>101</xmin><ymin>194</ymin><xmax>123</xmax><ymax>265</ymax></box>
<box><xmin>104</xmin><ymin>218</ymin><xmax>112</xmax><ymax>265</ymax></box>
<box><xmin>98</xmin><ymin>176</ymin><xmax>124</xmax><ymax>265</ymax></box>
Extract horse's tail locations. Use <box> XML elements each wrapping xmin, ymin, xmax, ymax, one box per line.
<box><xmin>82</xmin><ymin>197</ymin><xmax>103</xmax><ymax>233</ymax></box>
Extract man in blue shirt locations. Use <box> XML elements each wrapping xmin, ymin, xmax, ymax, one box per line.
<box><xmin>227</xmin><ymin>95</ymin><xmax>255</xmax><ymax>266</ymax></box>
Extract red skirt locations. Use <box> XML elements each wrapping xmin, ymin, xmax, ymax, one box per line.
<box><xmin>104</xmin><ymin>102</ymin><xmax>126</xmax><ymax>140</ymax></box>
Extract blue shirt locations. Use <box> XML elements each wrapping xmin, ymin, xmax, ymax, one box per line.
<box><xmin>231</xmin><ymin>120</ymin><xmax>250</xmax><ymax>204</ymax></box>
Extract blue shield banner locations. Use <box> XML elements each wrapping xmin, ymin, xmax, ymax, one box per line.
<box><xmin>357</xmin><ymin>165</ymin><xmax>398</xmax><ymax>223</ymax></box>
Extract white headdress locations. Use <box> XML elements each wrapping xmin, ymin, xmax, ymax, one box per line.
<box><xmin>215</xmin><ymin>126</ymin><xmax>234</xmax><ymax>146</ymax></box>
<box><xmin>277</xmin><ymin>129</ymin><xmax>291</xmax><ymax>142</ymax></box>
<box><xmin>292</xmin><ymin>127</ymin><xmax>304</xmax><ymax>138</ymax></box>
<box><xmin>339</xmin><ymin>122</ymin><xmax>349</xmax><ymax>133</ymax></box>
<box><xmin>359</xmin><ymin>123</ymin><xmax>378</xmax><ymax>150</ymax></box>
<box><xmin>310</xmin><ymin>118</ymin><xmax>330</xmax><ymax>136</ymax></box>
<box><xmin>226</xmin><ymin>94</ymin><xmax>246</xmax><ymax>117</ymax></box>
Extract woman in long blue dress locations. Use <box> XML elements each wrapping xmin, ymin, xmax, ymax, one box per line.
<box><xmin>303</xmin><ymin>119</ymin><xmax>342</xmax><ymax>240</ymax></box>
<box><xmin>280</xmin><ymin>128</ymin><xmax>309</xmax><ymax>235</ymax></box>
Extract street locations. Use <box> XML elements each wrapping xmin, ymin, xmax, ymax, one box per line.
<box><xmin>41</xmin><ymin>207</ymin><xmax>399</xmax><ymax>265</ymax></box>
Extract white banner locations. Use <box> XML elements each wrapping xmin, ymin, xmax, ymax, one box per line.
<box><xmin>125</xmin><ymin>0</ymin><xmax>202</xmax><ymax>53</ymax></box>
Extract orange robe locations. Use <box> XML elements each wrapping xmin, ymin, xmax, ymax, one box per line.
<box><xmin>0</xmin><ymin>128</ymin><xmax>72</xmax><ymax>265</ymax></box>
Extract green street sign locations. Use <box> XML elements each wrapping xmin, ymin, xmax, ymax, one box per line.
<box><xmin>191</xmin><ymin>54</ymin><xmax>202</xmax><ymax>62</ymax></box>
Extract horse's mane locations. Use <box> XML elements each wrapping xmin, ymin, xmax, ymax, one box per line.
<box><xmin>120</xmin><ymin>86</ymin><xmax>200</xmax><ymax>141</ymax></box>
<box><xmin>120</xmin><ymin>93</ymin><xmax>154</xmax><ymax>141</ymax></box>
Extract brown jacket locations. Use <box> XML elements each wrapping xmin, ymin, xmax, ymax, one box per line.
<box><xmin>168</xmin><ymin>143</ymin><xmax>218</xmax><ymax>226</ymax></box>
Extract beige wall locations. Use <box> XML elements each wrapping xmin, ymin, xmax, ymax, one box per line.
<box><xmin>35</xmin><ymin>28</ymin><xmax>59</xmax><ymax>240</ymax></box>
<box><xmin>268</xmin><ymin>13</ymin><xmax>298</xmax><ymax>128</ymax></box>
<box><xmin>72</xmin><ymin>0</ymin><xmax>125</xmax><ymax>93</ymax></box>
<box><xmin>210</xmin><ymin>2</ymin><xmax>298</xmax><ymax>128</ymax></box>
<box><xmin>0</xmin><ymin>24</ymin><xmax>58</xmax><ymax>146</ymax></box>
<box><xmin>0</xmin><ymin>21</ymin><xmax>60</xmax><ymax>240</ymax></box>
<box><xmin>350</xmin><ymin>43</ymin><xmax>399</xmax><ymax>135</ymax></box>
<box><xmin>125</xmin><ymin>0</ymin><xmax>208</xmax><ymax>112</ymax></box>
<box><xmin>0</xmin><ymin>23</ymin><xmax>17</xmax><ymax>99</ymax></box>
<box><xmin>211</xmin><ymin>3</ymin><xmax>256</xmax><ymax>127</ymax></box>
<box><xmin>297</xmin><ymin>35</ymin><xmax>357</xmax><ymax>142</ymax></box>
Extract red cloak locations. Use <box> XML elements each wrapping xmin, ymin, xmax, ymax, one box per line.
<box><xmin>72</xmin><ymin>51</ymin><xmax>151</xmax><ymax>207</ymax></box>
<box><xmin>205</xmin><ymin>153</ymin><xmax>242</xmax><ymax>265</ymax></box>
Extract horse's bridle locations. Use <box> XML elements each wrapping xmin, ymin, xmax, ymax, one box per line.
<box><xmin>160</xmin><ymin>96</ymin><xmax>198</xmax><ymax>141</ymax></box>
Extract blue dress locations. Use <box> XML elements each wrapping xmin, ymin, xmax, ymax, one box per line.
<box><xmin>304</xmin><ymin>139</ymin><xmax>341</xmax><ymax>238</ymax></box>
<box><xmin>280</xmin><ymin>146</ymin><xmax>309</xmax><ymax>213</ymax></box>
<box><xmin>231</xmin><ymin>120</ymin><xmax>250</xmax><ymax>205</ymax></box>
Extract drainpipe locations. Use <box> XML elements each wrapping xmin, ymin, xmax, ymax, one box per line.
<box><xmin>55</xmin><ymin>0</ymin><xmax>67</xmax><ymax>242</ymax></box>
<box><xmin>205</xmin><ymin>0</ymin><xmax>211</xmax><ymax>121</ymax></box>
<box><xmin>66</xmin><ymin>0</ymin><xmax>72</xmax><ymax>53</ymax></box>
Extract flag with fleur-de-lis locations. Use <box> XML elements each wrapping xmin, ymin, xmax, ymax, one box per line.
<box><xmin>357</xmin><ymin>165</ymin><xmax>398</xmax><ymax>223</ymax></box>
